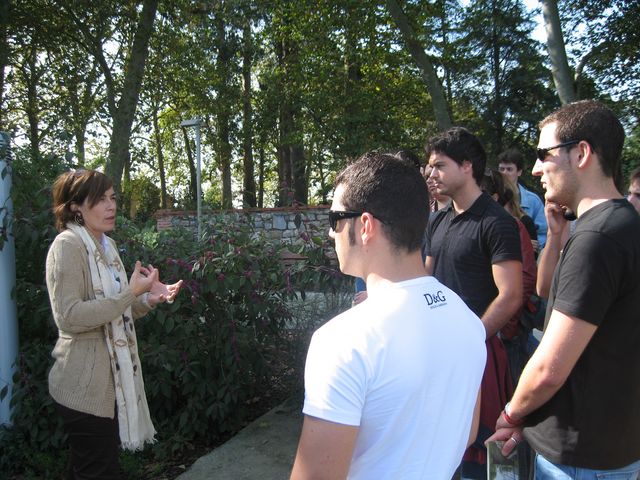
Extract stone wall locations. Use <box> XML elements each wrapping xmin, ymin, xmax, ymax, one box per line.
<box><xmin>155</xmin><ymin>205</ymin><xmax>331</xmax><ymax>244</ymax></box>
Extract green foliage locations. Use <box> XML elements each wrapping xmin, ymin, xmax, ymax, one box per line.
<box><xmin>121</xmin><ymin>175</ymin><xmax>162</xmax><ymax>223</ymax></box>
<box><xmin>10</xmin><ymin>148</ymin><xmax>61</xmax><ymax>341</ymax></box>
<box><xmin>0</xmin><ymin>344</ymin><xmax>67</xmax><ymax>479</ymax></box>
<box><xmin>111</xmin><ymin>216</ymin><xmax>347</xmax><ymax>455</ymax></box>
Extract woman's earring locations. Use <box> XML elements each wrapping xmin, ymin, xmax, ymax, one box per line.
<box><xmin>75</xmin><ymin>212</ymin><xmax>84</xmax><ymax>226</ymax></box>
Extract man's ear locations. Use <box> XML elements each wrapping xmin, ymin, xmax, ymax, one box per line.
<box><xmin>360</xmin><ymin>212</ymin><xmax>376</xmax><ymax>245</ymax></box>
<box><xmin>576</xmin><ymin>140</ymin><xmax>593</xmax><ymax>169</ymax></box>
<box><xmin>70</xmin><ymin>202</ymin><xmax>79</xmax><ymax>212</ymax></box>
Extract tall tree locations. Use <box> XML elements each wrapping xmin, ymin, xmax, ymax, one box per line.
<box><xmin>460</xmin><ymin>0</ymin><xmax>554</xmax><ymax>156</ymax></box>
<box><xmin>105</xmin><ymin>0</ymin><xmax>158</xmax><ymax>194</ymax></box>
<box><xmin>541</xmin><ymin>0</ymin><xmax>576</xmax><ymax>104</ymax></box>
<box><xmin>241</xmin><ymin>11</ymin><xmax>256</xmax><ymax>208</ymax></box>
<box><xmin>272</xmin><ymin>1</ymin><xmax>306</xmax><ymax>205</ymax></box>
<box><xmin>213</xmin><ymin>4</ymin><xmax>234</xmax><ymax>209</ymax></box>
<box><xmin>53</xmin><ymin>49</ymin><xmax>102</xmax><ymax>165</ymax></box>
<box><xmin>0</xmin><ymin>0</ymin><xmax>10</xmax><ymax>130</ymax></box>
<box><xmin>386</xmin><ymin>0</ymin><xmax>452</xmax><ymax>131</ymax></box>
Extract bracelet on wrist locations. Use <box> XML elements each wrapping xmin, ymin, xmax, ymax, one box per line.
<box><xmin>502</xmin><ymin>402</ymin><xmax>524</xmax><ymax>426</ymax></box>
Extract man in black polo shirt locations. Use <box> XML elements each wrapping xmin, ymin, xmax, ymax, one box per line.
<box><xmin>423</xmin><ymin>127</ymin><xmax>522</xmax><ymax>479</ymax></box>
<box><xmin>489</xmin><ymin>100</ymin><xmax>640</xmax><ymax>478</ymax></box>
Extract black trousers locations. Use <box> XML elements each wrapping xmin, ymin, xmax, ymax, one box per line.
<box><xmin>55</xmin><ymin>402</ymin><xmax>124</xmax><ymax>480</ymax></box>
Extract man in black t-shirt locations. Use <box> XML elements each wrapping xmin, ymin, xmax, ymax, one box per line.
<box><xmin>488</xmin><ymin>100</ymin><xmax>640</xmax><ymax>478</ymax></box>
<box><xmin>423</xmin><ymin>127</ymin><xmax>522</xmax><ymax>479</ymax></box>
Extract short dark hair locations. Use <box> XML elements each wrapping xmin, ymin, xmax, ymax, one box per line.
<box><xmin>52</xmin><ymin>170</ymin><xmax>113</xmax><ymax>232</ymax></box>
<box><xmin>335</xmin><ymin>152</ymin><xmax>428</xmax><ymax>253</ymax></box>
<box><xmin>425</xmin><ymin>127</ymin><xmax>486</xmax><ymax>185</ymax></box>
<box><xmin>630</xmin><ymin>167</ymin><xmax>640</xmax><ymax>185</ymax></box>
<box><xmin>390</xmin><ymin>149</ymin><xmax>422</xmax><ymax>171</ymax></box>
<box><xmin>539</xmin><ymin>100</ymin><xmax>625</xmax><ymax>179</ymax></box>
<box><xmin>497</xmin><ymin>148</ymin><xmax>525</xmax><ymax>171</ymax></box>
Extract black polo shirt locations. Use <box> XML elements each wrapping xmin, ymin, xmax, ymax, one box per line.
<box><xmin>423</xmin><ymin>192</ymin><xmax>521</xmax><ymax>317</ymax></box>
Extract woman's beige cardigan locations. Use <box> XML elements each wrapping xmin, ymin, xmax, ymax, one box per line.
<box><xmin>46</xmin><ymin>229</ymin><xmax>152</xmax><ymax>418</ymax></box>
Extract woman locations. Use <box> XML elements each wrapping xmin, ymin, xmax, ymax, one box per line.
<box><xmin>422</xmin><ymin>164</ymin><xmax>450</xmax><ymax>212</ymax></box>
<box><xmin>46</xmin><ymin>169</ymin><xmax>182</xmax><ymax>479</ymax></box>
<box><xmin>503</xmin><ymin>179</ymin><xmax>539</xmax><ymax>254</ymax></box>
<box><xmin>481</xmin><ymin>169</ymin><xmax>537</xmax><ymax>378</ymax></box>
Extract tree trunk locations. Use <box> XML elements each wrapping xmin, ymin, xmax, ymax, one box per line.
<box><xmin>438</xmin><ymin>0</ymin><xmax>453</xmax><ymax>105</ymax></box>
<box><xmin>343</xmin><ymin>5</ymin><xmax>362</xmax><ymax>159</ymax></box>
<box><xmin>67</xmin><ymin>77</ymin><xmax>86</xmax><ymax>165</ymax></box>
<box><xmin>0</xmin><ymin>0</ymin><xmax>10</xmax><ymax>130</ymax></box>
<box><xmin>215</xmin><ymin>12</ymin><xmax>233</xmax><ymax>209</ymax></box>
<box><xmin>258</xmin><ymin>144</ymin><xmax>265</xmax><ymax>209</ymax></box>
<box><xmin>291</xmin><ymin>143</ymin><xmax>307</xmax><ymax>205</ymax></box>
<box><xmin>541</xmin><ymin>0</ymin><xmax>576</xmax><ymax>104</ymax></box>
<box><xmin>241</xmin><ymin>17</ymin><xmax>256</xmax><ymax>208</ymax></box>
<box><xmin>152</xmin><ymin>103</ymin><xmax>167</xmax><ymax>209</ymax></box>
<box><xmin>106</xmin><ymin>0</ymin><xmax>158</xmax><ymax>195</ymax></box>
<box><xmin>386</xmin><ymin>0</ymin><xmax>452</xmax><ymax>131</ymax></box>
<box><xmin>25</xmin><ymin>44</ymin><xmax>41</xmax><ymax>161</ymax></box>
<box><xmin>491</xmin><ymin>0</ymin><xmax>504</xmax><ymax>155</ymax></box>
<box><xmin>277</xmin><ymin>30</ymin><xmax>306</xmax><ymax>206</ymax></box>
<box><xmin>276</xmin><ymin>38</ymin><xmax>292</xmax><ymax>206</ymax></box>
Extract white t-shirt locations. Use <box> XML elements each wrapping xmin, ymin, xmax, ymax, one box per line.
<box><xmin>303</xmin><ymin>276</ymin><xmax>486</xmax><ymax>479</ymax></box>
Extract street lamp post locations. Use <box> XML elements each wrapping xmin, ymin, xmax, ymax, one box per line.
<box><xmin>0</xmin><ymin>132</ymin><xmax>18</xmax><ymax>427</ymax></box>
<box><xmin>180</xmin><ymin>118</ymin><xmax>202</xmax><ymax>239</ymax></box>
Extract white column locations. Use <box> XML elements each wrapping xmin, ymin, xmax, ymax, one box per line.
<box><xmin>0</xmin><ymin>131</ymin><xmax>18</xmax><ymax>427</ymax></box>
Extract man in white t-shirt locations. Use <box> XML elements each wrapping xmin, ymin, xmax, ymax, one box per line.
<box><xmin>290</xmin><ymin>153</ymin><xmax>487</xmax><ymax>480</ymax></box>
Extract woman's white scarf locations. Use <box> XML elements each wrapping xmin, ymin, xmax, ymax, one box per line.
<box><xmin>68</xmin><ymin>223</ymin><xmax>156</xmax><ymax>451</ymax></box>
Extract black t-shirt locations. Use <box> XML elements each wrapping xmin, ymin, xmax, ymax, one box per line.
<box><xmin>524</xmin><ymin>199</ymin><xmax>640</xmax><ymax>469</ymax></box>
<box><xmin>424</xmin><ymin>192</ymin><xmax>522</xmax><ymax>317</ymax></box>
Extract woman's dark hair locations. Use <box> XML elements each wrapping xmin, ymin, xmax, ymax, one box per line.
<box><xmin>52</xmin><ymin>170</ymin><xmax>113</xmax><ymax>231</ymax></box>
<box><xmin>480</xmin><ymin>169</ymin><xmax>512</xmax><ymax>207</ymax></box>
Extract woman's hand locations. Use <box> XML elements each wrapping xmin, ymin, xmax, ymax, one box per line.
<box><xmin>140</xmin><ymin>264</ymin><xmax>183</xmax><ymax>306</ymax></box>
<box><xmin>129</xmin><ymin>261</ymin><xmax>158</xmax><ymax>297</ymax></box>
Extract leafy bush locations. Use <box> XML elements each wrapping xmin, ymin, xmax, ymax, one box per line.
<box><xmin>1</xmin><ymin>149</ymin><xmax>66</xmax><ymax>477</ymax></box>
<box><xmin>112</xmin><ymin>216</ymin><xmax>348</xmax><ymax>455</ymax></box>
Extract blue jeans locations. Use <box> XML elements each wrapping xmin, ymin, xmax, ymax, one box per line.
<box><xmin>536</xmin><ymin>454</ymin><xmax>640</xmax><ymax>480</ymax></box>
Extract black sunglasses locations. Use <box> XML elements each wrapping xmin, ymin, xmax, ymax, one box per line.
<box><xmin>536</xmin><ymin>140</ymin><xmax>580</xmax><ymax>162</ymax></box>
<box><xmin>328</xmin><ymin>210</ymin><xmax>362</xmax><ymax>231</ymax></box>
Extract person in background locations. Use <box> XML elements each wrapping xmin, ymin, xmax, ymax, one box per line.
<box><xmin>480</xmin><ymin>168</ymin><xmax>537</xmax><ymax>478</ymax></box>
<box><xmin>291</xmin><ymin>152</ymin><xmax>485</xmax><ymax>479</ymax></box>
<box><xmin>424</xmin><ymin>128</ymin><xmax>522</xmax><ymax>480</ymax></box>
<box><xmin>46</xmin><ymin>169</ymin><xmax>183</xmax><ymax>479</ymax></box>
<box><xmin>423</xmin><ymin>163</ymin><xmax>450</xmax><ymax>212</ymax></box>
<box><xmin>503</xmin><ymin>180</ymin><xmax>539</xmax><ymax>254</ymax></box>
<box><xmin>498</xmin><ymin>148</ymin><xmax>547</xmax><ymax>249</ymax></box>
<box><xmin>480</xmin><ymin>169</ymin><xmax>537</xmax><ymax>376</ymax></box>
<box><xmin>488</xmin><ymin>100</ymin><xmax>640</xmax><ymax>479</ymax></box>
<box><xmin>627</xmin><ymin>166</ymin><xmax>640</xmax><ymax>214</ymax></box>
